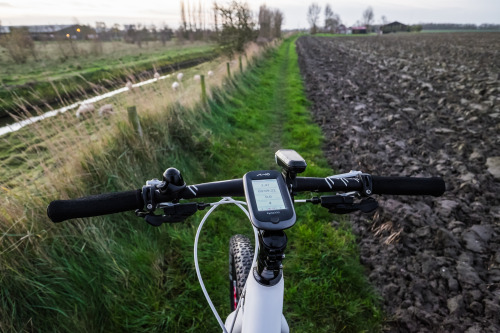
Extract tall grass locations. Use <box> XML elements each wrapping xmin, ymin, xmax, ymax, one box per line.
<box><xmin>0</xmin><ymin>38</ymin><xmax>381</xmax><ymax>332</ymax></box>
<box><xmin>0</xmin><ymin>40</ymin><xmax>218</xmax><ymax>116</ymax></box>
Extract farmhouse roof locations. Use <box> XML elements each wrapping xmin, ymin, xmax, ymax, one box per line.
<box><xmin>351</xmin><ymin>26</ymin><xmax>367</xmax><ymax>30</ymax></box>
<box><xmin>0</xmin><ymin>25</ymin><xmax>74</xmax><ymax>34</ymax></box>
<box><xmin>383</xmin><ymin>21</ymin><xmax>408</xmax><ymax>27</ymax></box>
<box><xmin>27</xmin><ymin>25</ymin><xmax>74</xmax><ymax>33</ymax></box>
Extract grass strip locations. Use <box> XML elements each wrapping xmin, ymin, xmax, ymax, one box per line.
<box><xmin>0</xmin><ymin>46</ymin><xmax>218</xmax><ymax>117</ymax></box>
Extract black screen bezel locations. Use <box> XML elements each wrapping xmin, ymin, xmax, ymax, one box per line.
<box><xmin>243</xmin><ymin>170</ymin><xmax>295</xmax><ymax>230</ymax></box>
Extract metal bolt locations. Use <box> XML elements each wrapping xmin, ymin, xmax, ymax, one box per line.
<box><xmin>366</xmin><ymin>190</ymin><xmax>372</xmax><ymax>195</ymax></box>
<box><xmin>147</xmin><ymin>204</ymin><xmax>153</xmax><ymax>210</ymax></box>
<box><xmin>282</xmin><ymin>254</ymin><xmax>286</xmax><ymax>259</ymax></box>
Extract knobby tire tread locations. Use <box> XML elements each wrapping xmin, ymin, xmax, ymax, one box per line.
<box><xmin>229</xmin><ymin>234</ymin><xmax>254</xmax><ymax>311</ymax></box>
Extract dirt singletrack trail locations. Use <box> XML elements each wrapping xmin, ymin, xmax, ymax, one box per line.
<box><xmin>296</xmin><ymin>34</ymin><xmax>500</xmax><ymax>332</ymax></box>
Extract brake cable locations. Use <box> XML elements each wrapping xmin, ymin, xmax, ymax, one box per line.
<box><xmin>193</xmin><ymin>197</ymin><xmax>259</xmax><ymax>333</ymax></box>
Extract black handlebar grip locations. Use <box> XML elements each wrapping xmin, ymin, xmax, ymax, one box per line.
<box><xmin>371</xmin><ymin>176</ymin><xmax>445</xmax><ymax>197</ymax></box>
<box><xmin>47</xmin><ymin>189</ymin><xmax>144</xmax><ymax>222</ymax></box>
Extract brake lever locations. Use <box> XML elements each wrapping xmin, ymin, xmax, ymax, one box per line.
<box><xmin>135</xmin><ymin>202</ymin><xmax>209</xmax><ymax>227</ymax></box>
<box><xmin>308</xmin><ymin>194</ymin><xmax>378</xmax><ymax>214</ymax></box>
<box><xmin>327</xmin><ymin>197</ymin><xmax>378</xmax><ymax>214</ymax></box>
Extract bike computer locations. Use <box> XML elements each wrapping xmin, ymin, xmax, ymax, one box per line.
<box><xmin>243</xmin><ymin>170</ymin><xmax>296</xmax><ymax>230</ymax></box>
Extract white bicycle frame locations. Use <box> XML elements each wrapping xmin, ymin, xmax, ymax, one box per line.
<box><xmin>194</xmin><ymin>198</ymin><xmax>290</xmax><ymax>333</ymax></box>
<box><xmin>224</xmin><ymin>267</ymin><xmax>289</xmax><ymax>333</ymax></box>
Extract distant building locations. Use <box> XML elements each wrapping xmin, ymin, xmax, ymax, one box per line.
<box><xmin>336</xmin><ymin>24</ymin><xmax>347</xmax><ymax>34</ymax></box>
<box><xmin>351</xmin><ymin>26</ymin><xmax>367</xmax><ymax>34</ymax></box>
<box><xmin>0</xmin><ymin>26</ymin><xmax>10</xmax><ymax>35</ymax></box>
<box><xmin>0</xmin><ymin>25</ymin><xmax>96</xmax><ymax>40</ymax></box>
<box><xmin>381</xmin><ymin>21</ymin><xmax>410</xmax><ymax>34</ymax></box>
<box><xmin>28</xmin><ymin>25</ymin><xmax>74</xmax><ymax>40</ymax></box>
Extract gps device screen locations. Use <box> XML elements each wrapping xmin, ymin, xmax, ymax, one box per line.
<box><xmin>251</xmin><ymin>179</ymin><xmax>286</xmax><ymax>211</ymax></box>
<box><xmin>243</xmin><ymin>170</ymin><xmax>296</xmax><ymax>230</ymax></box>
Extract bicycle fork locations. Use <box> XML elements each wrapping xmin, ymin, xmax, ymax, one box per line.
<box><xmin>225</xmin><ymin>230</ymin><xmax>290</xmax><ymax>333</ymax></box>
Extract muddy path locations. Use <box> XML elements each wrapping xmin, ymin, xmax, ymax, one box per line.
<box><xmin>296</xmin><ymin>34</ymin><xmax>500</xmax><ymax>332</ymax></box>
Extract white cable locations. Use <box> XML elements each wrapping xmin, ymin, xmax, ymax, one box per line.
<box><xmin>209</xmin><ymin>200</ymin><xmax>248</xmax><ymax>206</ymax></box>
<box><xmin>194</xmin><ymin>197</ymin><xmax>258</xmax><ymax>333</ymax></box>
<box><xmin>194</xmin><ymin>198</ymin><xmax>230</xmax><ymax>333</ymax></box>
<box><xmin>329</xmin><ymin>170</ymin><xmax>362</xmax><ymax>179</ymax></box>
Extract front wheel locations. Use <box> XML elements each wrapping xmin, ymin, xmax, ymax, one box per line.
<box><xmin>229</xmin><ymin>234</ymin><xmax>254</xmax><ymax>311</ymax></box>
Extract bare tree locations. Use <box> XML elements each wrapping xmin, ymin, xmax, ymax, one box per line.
<box><xmin>160</xmin><ymin>25</ymin><xmax>173</xmax><ymax>45</ymax></box>
<box><xmin>213</xmin><ymin>1</ymin><xmax>219</xmax><ymax>35</ymax></box>
<box><xmin>258</xmin><ymin>5</ymin><xmax>284</xmax><ymax>41</ymax></box>
<box><xmin>0</xmin><ymin>27</ymin><xmax>37</xmax><ymax>64</ymax></box>
<box><xmin>180</xmin><ymin>0</ymin><xmax>187</xmax><ymax>32</ymax></box>
<box><xmin>307</xmin><ymin>3</ymin><xmax>321</xmax><ymax>34</ymax></box>
<box><xmin>198</xmin><ymin>0</ymin><xmax>203</xmax><ymax>32</ymax></box>
<box><xmin>324</xmin><ymin>4</ymin><xmax>333</xmax><ymax>29</ymax></box>
<box><xmin>362</xmin><ymin>6</ymin><xmax>374</xmax><ymax>31</ymax></box>
<box><xmin>258</xmin><ymin>5</ymin><xmax>272</xmax><ymax>40</ymax></box>
<box><xmin>324</xmin><ymin>4</ymin><xmax>340</xmax><ymax>33</ymax></box>
<box><xmin>192</xmin><ymin>1</ymin><xmax>197</xmax><ymax>31</ymax></box>
<box><xmin>187</xmin><ymin>0</ymin><xmax>193</xmax><ymax>32</ymax></box>
<box><xmin>272</xmin><ymin>9</ymin><xmax>284</xmax><ymax>38</ymax></box>
<box><xmin>111</xmin><ymin>23</ymin><xmax>121</xmax><ymax>40</ymax></box>
<box><xmin>54</xmin><ymin>32</ymin><xmax>70</xmax><ymax>60</ymax></box>
<box><xmin>215</xmin><ymin>0</ymin><xmax>254</xmax><ymax>57</ymax></box>
<box><xmin>132</xmin><ymin>23</ymin><xmax>149</xmax><ymax>47</ymax></box>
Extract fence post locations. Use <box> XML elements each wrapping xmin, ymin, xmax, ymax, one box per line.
<box><xmin>200</xmin><ymin>74</ymin><xmax>207</xmax><ymax>104</ymax></box>
<box><xmin>239</xmin><ymin>55</ymin><xmax>243</xmax><ymax>72</ymax></box>
<box><xmin>127</xmin><ymin>106</ymin><xmax>143</xmax><ymax>138</ymax></box>
<box><xmin>227</xmin><ymin>62</ymin><xmax>231</xmax><ymax>78</ymax></box>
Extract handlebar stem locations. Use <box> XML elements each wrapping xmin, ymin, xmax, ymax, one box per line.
<box><xmin>254</xmin><ymin>230</ymin><xmax>287</xmax><ymax>287</ymax></box>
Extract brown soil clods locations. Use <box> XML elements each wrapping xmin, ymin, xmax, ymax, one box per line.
<box><xmin>296</xmin><ymin>33</ymin><xmax>500</xmax><ymax>332</ymax></box>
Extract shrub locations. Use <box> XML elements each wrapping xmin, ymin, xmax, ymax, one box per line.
<box><xmin>0</xmin><ymin>28</ymin><xmax>36</xmax><ymax>64</ymax></box>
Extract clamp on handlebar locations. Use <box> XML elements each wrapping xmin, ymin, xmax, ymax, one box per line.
<box><xmin>312</xmin><ymin>195</ymin><xmax>378</xmax><ymax>214</ymax></box>
<box><xmin>359</xmin><ymin>173</ymin><xmax>373</xmax><ymax>196</ymax></box>
<box><xmin>309</xmin><ymin>172</ymin><xmax>378</xmax><ymax>214</ymax></box>
<box><xmin>136</xmin><ymin>202</ymin><xmax>207</xmax><ymax>226</ymax></box>
<box><xmin>135</xmin><ymin>167</ymin><xmax>207</xmax><ymax>226</ymax></box>
<box><xmin>328</xmin><ymin>171</ymin><xmax>373</xmax><ymax>197</ymax></box>
<box><xmin>141</xmin><ymin>179</ymin><xmax>163</xmax><ymax>213</ymax></box>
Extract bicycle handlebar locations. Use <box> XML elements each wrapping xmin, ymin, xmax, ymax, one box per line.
<box><xmin>46</xmin><ymin>175</ymin><xmax>445</xmax><ymax>223</ymax></box>
<box><xmin>371</xmin><ymin>176</ymin><xmax>445</xmax><ymax>196</ymax></box>
<box><xmin>47</xmin><ymin>190</ymin><xmax>143</xmax><ymax>223</ymax></box>
<box><xmin>293</xmin><ymin>176</ymin><xmax>445</xmax><ymax>196</ymax></box>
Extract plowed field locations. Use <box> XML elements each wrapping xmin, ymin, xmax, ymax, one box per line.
<box><xmin>296</xmin><ymin>33</ymin><xmax>500</xmax><ymax>332</ymax></box>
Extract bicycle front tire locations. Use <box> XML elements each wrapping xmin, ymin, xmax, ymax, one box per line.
<box><xmin>229</xmin><ymin>234</ymin><xmax>254</xmax><ymax>312</ymax></box>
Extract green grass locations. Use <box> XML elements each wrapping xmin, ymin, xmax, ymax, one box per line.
<box><xmin>0</xmin><ymin>41</ymin><xmax>217</xmax><ymax>117</ymax></box>
<box><xmin>0</xmin><ymin>37</ymin><xmax>382</xmax><ymax>332</ymax></box>
<box><xmin>0</xmin><ymin>41</ymin><xmax>215</xmax><ymax>86</ymax></box>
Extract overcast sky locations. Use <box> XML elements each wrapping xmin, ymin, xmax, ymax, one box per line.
<box><xmin>1</xmin><ymin>0</ymin><xmax>499</xmax><ymax>29</ymax></box>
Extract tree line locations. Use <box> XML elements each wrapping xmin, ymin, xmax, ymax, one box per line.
<box><xmin>212</xmin><ymin>1</ymin><xmax>283</xmax><ymax>57</ymax></box>
<box><xmin>306</xmin><ymin>3</ymin><xmax>500</xmax><ymax>34</ymax></box>
<box><xmin>307</xmin><ymin>3</ymin><xmax>375</xmax><ymax>34</ymax></box>
<box><xmin>421</xmin><ymin>23</ymin><xmax>500</xmax><ymax>31</ymax></box>
<box><xmin>307</xmin><ymin>3</ymin><xmax>374</xmax><ymax>34</ymax></box>
<box><xmin>0</xmin><ymin>1</ymin><xmax>284</xmax><ymax>64</ymax></box>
